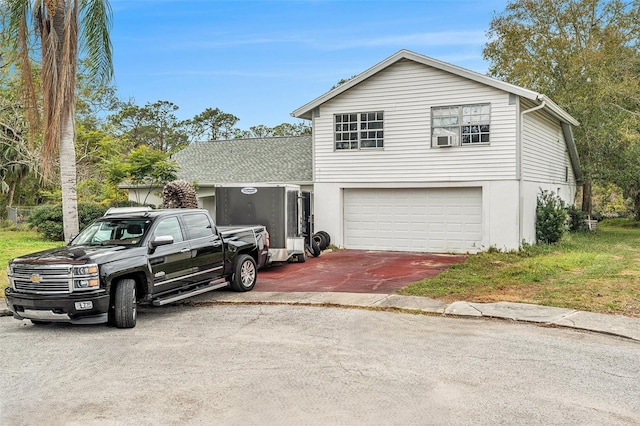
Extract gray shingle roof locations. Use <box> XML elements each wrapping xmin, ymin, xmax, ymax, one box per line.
<box><xmin>172</xmin><ymin>136</ymin><xmax>312</xmax><ymax>185</ymax></box>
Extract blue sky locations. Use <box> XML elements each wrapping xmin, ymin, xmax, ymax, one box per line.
<box><xmin>110</xmin><ymin>0</ymin><xmax>509</xmax><ymax>130</ymax></box>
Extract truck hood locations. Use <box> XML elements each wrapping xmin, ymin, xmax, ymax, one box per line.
<box><xmin>10</xmin><ymin>244</ymin><xmax>145</xmax><ymax>265</ymax></box>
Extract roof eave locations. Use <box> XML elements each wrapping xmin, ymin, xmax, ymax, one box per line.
<box><xmin>537</xmin><ymin>95</ymin><xmax>580</xmax><ymax>127</ymax></box>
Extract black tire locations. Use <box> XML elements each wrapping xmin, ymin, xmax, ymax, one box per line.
<box><xmin>294</xmin><ymin>252</ymin><xmax>306</xmax><ymax>263</ymax></box>
<box><xmin>230</xmin><ymin>254</ymin><xmax>257</xmax><ymax>292</ymax></box>
<box><xmin>114</xmin><ymin>278</ymin><xmax>137</xmax><ymax>329</ymax></box>
<box><xmin>310</xmin><ymin>239</ymin><xmax>321</xmax><ymax>257</ymax></box>
<box><xmin>317</xmin><ymin>231</ymin><xmax>331</xmax><ymax>246</ymax></box>
<box><xmin>313</xmin><ymin>233</ymin><xmax>328</xmax><ymax>250</ymax></box>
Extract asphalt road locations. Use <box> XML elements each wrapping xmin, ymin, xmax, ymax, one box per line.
<box><xmin>1</xmin><ymin>304</ymin><xmax>638</xmax><ymax>425</ymax></box>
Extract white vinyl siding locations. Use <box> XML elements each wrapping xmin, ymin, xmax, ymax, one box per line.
<box><xmin>312</xmin><ymin>59</ymin><xmax>517</xmax><ymax>183</ymax></box>
<box><xmin>343</xmin><ymin>188</ymin><xmax>482</xmax><ymax>253</ymax></box>
<box><xmin>521</xmin><ymin>100</ymin><xmax>573</xmax><ymax>184</ymax></box>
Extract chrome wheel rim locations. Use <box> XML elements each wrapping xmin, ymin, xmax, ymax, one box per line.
<box><xmin>240</xmin><ymin>260</ymin><xmax>256</xmax><ymax>288</ymax></box>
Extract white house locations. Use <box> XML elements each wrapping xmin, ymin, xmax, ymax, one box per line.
<box><xmin>292</xmin><ymin>50</ymin><xmax>581</xmax><ymax>253</ymax></box>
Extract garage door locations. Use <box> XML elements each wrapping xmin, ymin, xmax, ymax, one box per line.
<box><xmin>343</xmin><ymin>188</ymin><xmax>482</xmax><ymax>253</ymax></box>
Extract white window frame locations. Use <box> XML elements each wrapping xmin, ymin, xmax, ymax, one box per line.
<box><xmin>431</xmin><ymin>104</ymin><xmax>491</xmax><ymax>147</ymax></box>
<box><xmin>334</xmin><ymin>111</ymin><xmax>384</xmax><ymax>150</ymax></box>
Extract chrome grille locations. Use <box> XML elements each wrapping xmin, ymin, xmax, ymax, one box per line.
<box><xmin>10</xmin><ymin>265</ymin><xmax>72</xmax><ymax>294</ymax></box>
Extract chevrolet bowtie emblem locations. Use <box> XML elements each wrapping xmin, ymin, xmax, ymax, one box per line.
<box><xmin>30</xmin><ymin>274</ymin><xmax>41</xmax><ymax>283</ymax></box>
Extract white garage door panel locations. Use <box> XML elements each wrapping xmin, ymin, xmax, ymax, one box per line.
<box><xmin>344</xmin><ymin>188</ymin><xmax>482</xmax><ymax>253</ymax></box>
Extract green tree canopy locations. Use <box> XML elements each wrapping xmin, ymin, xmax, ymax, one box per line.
<box><xmin>103</xmin><ymin>145</ymin><xmax>178</xmax><ymax>205</ymax></box>
<box><xmin>187</xmin><ymin>107</ymin><xmax>240</xmax><ymax>141</ymax></box>
<box><xmin>483</xmin><ymin>0</ymin><xmax>640</xmax><ymax>214</ymax></box>
<box><xmin>108</xmin><ymin>100</ymin><xmax>189</xmax><ymax>153</ymax></box>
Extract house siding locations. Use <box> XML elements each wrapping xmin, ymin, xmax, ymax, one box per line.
<box><xmin>521</xmin><ymin>98</ymin><xmax>578</xmax><ymax>210</ymax></box>
<box><xmin>312</xmin><ymin>59</ymin><xmax>518</xmax><ymax>183</ymax></box>
<box><xmin>521</xmin><ymin>99</ymin><xmax>574</xmax><ymax>186</ymax></box>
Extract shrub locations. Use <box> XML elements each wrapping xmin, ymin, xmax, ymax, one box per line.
<box><xmin>536</xmin><ymin>190</ymin><xmax>567</xmax><ymax>244</ymax></box>
<box><xmin>566</xmin><ymin>205</ymin><xmax>589</xmax><ymax>233</ymax></box>
<box><xmin>28</xmin><ymin>203</ymin><xmax>108</xmax><ymax>241</ymax></box>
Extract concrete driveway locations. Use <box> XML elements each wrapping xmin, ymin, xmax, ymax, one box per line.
<box><xmin>256</xmin><ymin>250</ymin><xmax>467</xmax><ymax>294</ymax></box>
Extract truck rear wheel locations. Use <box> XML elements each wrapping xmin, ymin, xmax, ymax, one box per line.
<box><xmin>230</xmin><ymin>255</ymin><xmax>257</xmax><ymax>292</ymax></box>
<box><xmin>114</xmin><ymin>278</ymin><xmax>137</xmax><ymax>328</ymax></box>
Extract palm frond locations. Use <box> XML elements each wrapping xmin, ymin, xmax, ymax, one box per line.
<box><xmin>79</xmin><ymin>0</ymin><xmax>113</xmax><ymax>83</ymax></box>
<box><xmin>5</xmin><ymin>0</ymin><xmax>41</xmax><ymax>148</ymax></box>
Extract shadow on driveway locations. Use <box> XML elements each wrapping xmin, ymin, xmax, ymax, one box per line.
<box><xmin>256</xmin><ymin>250</ymin><xmax>467</xmax><ymax>294</ymax></box>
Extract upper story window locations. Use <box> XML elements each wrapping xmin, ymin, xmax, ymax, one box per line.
<box><xmin>335</xmin><ymin>111</ymin><xmax>384</xmax><ymax>150</ymax></box>
<box><xmin>432</xmin><ymin>104</ymin><xmax>490</xmax><ymax>147</ymax></box>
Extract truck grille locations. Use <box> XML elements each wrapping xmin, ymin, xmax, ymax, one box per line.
<box><xmin>10</xmin><ymin>265</ymin><xmax>73</xmax><ymax>294</ymax></box>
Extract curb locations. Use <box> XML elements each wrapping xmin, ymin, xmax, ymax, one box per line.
<box><xmin>2</xmin><ymin>294</ymin><xmax>638</xmax><ymax>341</ymax></box>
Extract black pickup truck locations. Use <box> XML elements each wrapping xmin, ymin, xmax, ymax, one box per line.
<box><xmin>4</xmin><ymin>208</ymin><xmax>269</xmax><ymax>328</ymax></box>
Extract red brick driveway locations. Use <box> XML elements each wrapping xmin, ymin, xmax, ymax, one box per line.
<box><xmin>255</xmin><ymin>250</ymin><xmax>467</xmax><ymax>294</ymax></box>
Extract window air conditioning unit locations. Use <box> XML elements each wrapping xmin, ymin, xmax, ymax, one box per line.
<box><xmin>434</xmin><ymin>135</ymin><xmax>454</xmax><ymax>147</ymax></box>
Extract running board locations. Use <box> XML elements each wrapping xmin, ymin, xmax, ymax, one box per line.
<box><xmin>152</xmin><ymin>279</ymin><xmax>229</xmax><ymax>306</ymax></box>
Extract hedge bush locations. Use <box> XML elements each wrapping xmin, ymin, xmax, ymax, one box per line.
<box><xmin>566</xmin><ymin>205</ymin><xmax>589</xmax><ymax>233</ymax></box>
<box><xmin>28</xmin><ymin>203</ymin><xmax>108</xmax><ymax>241</ymax></box>
<box><xmin>536</xmin><ymin>190</ymin><xmax>567</xmax><ymax>244</ymax></box>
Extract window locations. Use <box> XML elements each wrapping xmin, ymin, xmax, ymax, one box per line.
<box><xmin>432</xmin><ymin>104</ymin><xmax>490</xmax><ymax>147</ymax></box>
<box><xmin>182</xmin><ymin>213</ymin><xmax>214</xmax><ymax>240</ymax></box>
<box><xmin>153</xmin><ymin>217</ymin><xmax>184</xmax><ymax>243</ymax></box>
<box><xmin>71</xmin><ymin>219</ymin><xmax>150</xmax><ymax>246</ymax></box>
<box><xmin>335</xmin><ymin>111</ymin><xmax>383</xmax><ymax>150</ymax></box>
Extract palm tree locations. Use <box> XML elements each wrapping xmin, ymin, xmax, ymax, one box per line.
<box><xmin>5</xmin><ymin>0</ymin><xmax>113</xmax><ymax>240</ymax></box>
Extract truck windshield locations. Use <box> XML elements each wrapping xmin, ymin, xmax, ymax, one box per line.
<box><xmin>71</xmin><ymin>219</ymin><xmax>152</xmax><ymax>246</ymax></box>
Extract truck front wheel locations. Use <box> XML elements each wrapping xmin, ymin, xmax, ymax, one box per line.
<box><xmin>114</xmin><ymin>278</ymin><xmax>137</xmax><ymax>328</ymax></box>
<box><xmin>230</xmin><ymin>255</ymin><xmax>257</xmax><ymax>292</ymax></box>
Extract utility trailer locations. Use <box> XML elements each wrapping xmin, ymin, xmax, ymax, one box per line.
<box><xmin>215</xmin><ymin>184</ymin><xmax>308</xmax><ymax>263</ymax></box>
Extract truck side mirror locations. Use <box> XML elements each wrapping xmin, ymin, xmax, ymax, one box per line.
<box><xmin>150</xmin><ymin>235</ymin><xmax>174</xmax><ymax>249</ymax></box>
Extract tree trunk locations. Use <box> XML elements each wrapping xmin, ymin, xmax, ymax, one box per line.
<box><xmin>60</xmin><ymin>113</ymin><xmax>79</xmax><ymax>241</ymax></box>
<box><xmin>581</xmin><ymin>181</ymin><xmax>592</xmax><ymax>215</ymax></box>
<box><xmin>633</xmin><ymin>191</ymin><xmax>640</xmax><ymax>222</ymax></box>
<box><xmin>7</xmin><ymin>180</ymin><xmax>16</xmax><ymax>208</ymax></box>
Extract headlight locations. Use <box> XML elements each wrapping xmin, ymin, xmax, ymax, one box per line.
<box><xmin>72</xmin><ymin>264</ymin><xmax>99</xmax><ymax>276</ymax></box>
<box><xmin>72</xmin><ymin>264</ymin><xmax>99</xmax><ymax>291</ymax></box>
<box><xmin>74</xmin><ymin>279</ymin><xmax>100</xmax><ymax>289</ymax></box>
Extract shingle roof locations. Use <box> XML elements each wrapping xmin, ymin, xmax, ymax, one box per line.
<box><xmin>171</xmin><ymin>135</ymin><xmax>312</xmax><ymax>185</ymax></box>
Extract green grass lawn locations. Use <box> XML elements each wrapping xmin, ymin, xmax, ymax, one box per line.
<box><xmin>2</xmin><ymin>221</ymin><xmax>639</xmax><ymax>318</ymax></box>
<box><xmin>399</xmin><ymin>219</ymin><xmax>640</xmax><ymax>318</ymax></box>
<box><xmin>0</xmin><ymin>230</ymin><xmax>63</xmax><ymax>291</ymax></box>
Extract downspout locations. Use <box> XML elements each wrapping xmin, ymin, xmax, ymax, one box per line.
<box><xmin>518</xmin><ymin>96</ymin><xmax>546</xmax><ymax>245</ymax></box>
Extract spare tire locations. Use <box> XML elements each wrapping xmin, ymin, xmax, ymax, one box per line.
<box><xmin>317</xmin><ymin>231</ymin><xmax>331</xmax><ymax>246</ymax></box>
<box><xmin>313</xmin><ymin>233</ymin><xmax>328</xmax><ymax>250</ymax></box>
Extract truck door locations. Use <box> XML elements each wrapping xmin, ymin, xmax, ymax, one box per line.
<box><xmin>148</xmin><ymin>216</ymin><xmax>193</xmax><ymax>294</ymax></box>
<box><xmin>181</xmin><ymin>212</ymin><xmax>224</xmax><ymax>285</ymax></box>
